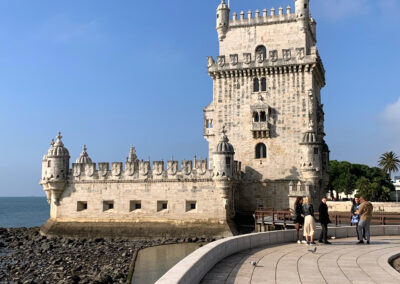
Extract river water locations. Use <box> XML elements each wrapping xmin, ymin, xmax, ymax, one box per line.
<box><xmin>132</xmin><ymin>243</ymin><xmax>204</xmax><ymax>284</ymax></box>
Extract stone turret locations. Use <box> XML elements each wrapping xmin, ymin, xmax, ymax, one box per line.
<box><xmin>295</xmin><ymin>0</ymin><xmax>310</xmax><ymax>31</ymax></box>
<box><xmin>75</xmin><ymin>145</ymin><xmax>93</xmax><ymax>164</ymax></box>
<box><xmin>216</xmin><ymin>0</ymin><xmax>230</xmax><ymax>41</ymax></box>
<box><xmin>299</xmin><ymin>125</ymin><xmax>321</xmax><ymax>201</ymax></box>
<box><xmin>213</xmin><ymin>126</ymin><xmax>235</xmax><ymax>179</ymax></box>
<box><xmin>40</xmin><ymin>132</ymin><xmax>70</xmax><ymax>206</ymax></box>
<box><xmin>212</xmin><ymin>126</ymin><xmax>236</xmax><ymax>221</ymax></box>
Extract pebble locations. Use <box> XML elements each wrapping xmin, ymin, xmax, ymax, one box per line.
<box><xmin>0</xmin><ymin>227</ymin><xmax>186</xmax><ymax>283</ymax></box>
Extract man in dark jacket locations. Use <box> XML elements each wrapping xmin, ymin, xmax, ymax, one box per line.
<box><xmin>318</xmin><ymin>197</ymin><xmax>331</xmax><ymax>244</ymax></box>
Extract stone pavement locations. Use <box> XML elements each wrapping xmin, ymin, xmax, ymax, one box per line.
<box><xmin>201</xmin><ymin>236</ymin><xmax>400</xmax><ymax>284</ymax></box>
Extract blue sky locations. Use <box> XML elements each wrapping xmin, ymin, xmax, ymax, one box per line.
<box><xmin>1</xmin><ymin>0</ymin><xmax>399</xmax><ymax>196</ymax></box>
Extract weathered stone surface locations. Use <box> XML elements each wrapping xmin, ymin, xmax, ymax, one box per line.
<box><xmin>39</xmin><ymin>0</ymin><xmax>329</xmax><ymax>238</ymax></box>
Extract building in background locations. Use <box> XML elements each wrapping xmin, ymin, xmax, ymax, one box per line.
<box><xmin>40</xmin><ymin>0</ymin><xmax>329</xmax><ymax>238</ymax></box>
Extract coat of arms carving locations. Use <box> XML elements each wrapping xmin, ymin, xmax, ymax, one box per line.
<box><xmin>99</xmin><ymin>163</ymin><xmax>109</xmax><ymax>177</ymax></box>
<box><xmin>153</xmin><ymin>161</ymin><xmax>164</xmax><ymax>176</ymax></box>
<box><xmin>196</xmin><ymin>159</ymin><xmax>207</xmax><ymax>175</ymax></box>
<box><xmin>182</xmin><ymin>160</ymin><xmax>192</xmax><ymax>175</ymax></box>
<box><xmin>112</xmin><ymin>163</ymin><xmax>122</xmax><ymax>176</ymax></box>
<box><xmin>217</xmin><ymin>56</ymin><xmax>225</xmax><ymax>67</ymax></box>
<box><xmin>243</xmin><ymin>53</ymin><xmax>251</xmax><ymax>64</ymax></box>
<box><xmin>84</xmin><ymin>163</ymin><xmax>95</xmax><ymax>177</ymax></box>
<box><xmin>167</xmin><ymin>161</ymin><xmax>178</xmax><ymax>176</ymax></box>
<box><xmin>283</xmin><ymin>49</ymin><xmax>291</xmax><ymax>61</ymax></box>
<box><xmin>73</xmin><ymin>164</ymin><xmax>81</xmax><ymax>177</ymax></box>
<box><xmin>296</xmin><ymin>48</ymin><xmax>305</xmax><ymax>60</ymax></box>
<box><xmin>125</xmin><ymin>162</ymin><xmax>136</xmax><ymax>176</ymax></box>
<box><xmin>139</xmin><ymin>161</ymin><xmax>150</xmax><ymax>176</ymax></box>
<box><xmin>230</xmin><ymin>54</ymin><xmax>238</xmax><ymax>65</ymax></box>
<box><xmin>269</xmin><ymin>50</ymin><xmax>278</xmax><ymax>62</ymax></box>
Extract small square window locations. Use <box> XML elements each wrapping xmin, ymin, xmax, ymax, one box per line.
<box><xmin>186</xmin><ymin>201</ymin><xmax>197</xmax><ymax>212</ymax></box>
<box><xmin>130</xmin><ymin>200</ymin><xmax>142</xmax><ymax>212</ymax></box>
<box><xmin>77</xmin><ymin>201</ymin><xmax>87</xmax><ymax>212</ymax></box>
<box><xmin>103</xmin><ymin>201</ymin><xmax>114</xmax><ymax>211</ymax></box>
<box><xmin>157</xmin><ymin>201</ymin><xmax>168</xmax><ymax>211</ymax></box>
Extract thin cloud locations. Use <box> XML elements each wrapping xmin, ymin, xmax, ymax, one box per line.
<box><xmin>382</xmin><ymin>97</ymin><xmax>400</xmax><ymax>130</ymax></box>
<box><xmin>312</xmin><ymin>0</ymin><xmax>371</xmax><ymax>21</ymax></box>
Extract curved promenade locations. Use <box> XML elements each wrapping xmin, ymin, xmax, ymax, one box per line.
<box><xmin>201</xmin><ymin>236</ymin><xmax>400</xmax><ymax>283</ymax></box>
<box><xmin>156</xmin><ymin>225</ymin><xmax>400</xmax><ymax>284</ymax></box>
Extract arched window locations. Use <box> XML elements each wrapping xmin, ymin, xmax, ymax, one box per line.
<box><xmin>48</xmin><ymin>160</ymin><xmax>51</xmax><ymax>167</ymax></box>
<box><xmin>255</xmin><ymin>143</ymin><xmax>267</xmax><ymax>159</ymax></box>
<box><xmin>253</xmin><ymin>78</ymin><xmax>259</xmax><ymax>92</ymax></box>
<box><xmin>260</xmin><ymin>111</ymin><xmax>266</xmax><ymax>122</ymax></box>
<box><xmin>253</xmin><ymin>112</ymin><xmax>259</xmax><ymax>122</ymax></box>
<box><xmin>261</xmin><ymin>78</ymin><xmax>267</xmax><ymax>91</ymax></box>
<box><xmin>255</xmin><ymin>45</ymin><xmax>267</xmax><ymax>62</ymax></box>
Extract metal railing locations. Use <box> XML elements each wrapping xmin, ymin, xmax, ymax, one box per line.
<box><xmin>254</xmin><ymin>209</ymin><xmax>400</xmax><ymax>230</ymax></box>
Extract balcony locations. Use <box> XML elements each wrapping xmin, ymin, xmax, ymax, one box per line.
<box><xmin>252</xmin><ymin>122</ymin><xmax>271</xmax><ymax>138</ymax></box>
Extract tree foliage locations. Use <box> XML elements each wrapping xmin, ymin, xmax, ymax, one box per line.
<box><xmin>378</xmin><ymin>151</ymin><xmax>400</xmax><ymax>178</ymax></box>
<box><xmin>329</xmin><ymin>160</ymin><xmax>394</xmax><ymax>201</ymax></box>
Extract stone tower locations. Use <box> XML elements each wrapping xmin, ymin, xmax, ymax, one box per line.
<box><xmin>40</xmin><ymin>132</ymin><xmax>70</xmax><ymax>217</ymax></box>
<box><xmin>204</xmin><ymin>0</ymin><xmax>329</xmax><ymax>211</ymax></box>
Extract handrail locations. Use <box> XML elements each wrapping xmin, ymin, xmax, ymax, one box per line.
<box><xmin>254</xmin><ymin>209</ymin><xmax>400</xmax><ymax>227</ymax></box>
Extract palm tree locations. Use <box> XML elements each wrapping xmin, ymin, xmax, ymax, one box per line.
<box><xmin>378</xmin><ymin>151</ymin><xmax>400</xmax><ymax>179</ymax></box>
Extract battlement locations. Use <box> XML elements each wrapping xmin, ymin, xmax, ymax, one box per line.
<box><xmin>65</xmin><ymin>157</ymin><xmax>241</xmax><ymax>182</ymax></box>
<box><xmin>230</xmin><ymin>7</ymin><xmax>296</xmax><ymax>28</ymax></box>
<box><xmin>207</xmin><ymin>46</ymin><xmax>323</xmax><ymax>76</ymax></box>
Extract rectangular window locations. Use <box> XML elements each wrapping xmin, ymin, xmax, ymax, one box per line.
<box><xmin>157</xmin><ymin>201</ymin><xmax>168</xmax><ymax>211</ymax></box>
<box><xmin>77</xmin><ymin>201</ymin><xmax>87</xmax><ymax>212</ymax></box>
<box><xmin>186</xmin><ymin>201</ymin><xmax>197</xmax><ymax>212</ymax></box>
<box><xmin>103</xmin><ymin>201</ymin><xmax>114</xmax><ymax>211</ymax></box>
<box><xmin>314</xmin><ymin>148</ymin><xmax>319</xmax><ymax>155</ymax></box>
<box><xmin>129</xmin><ymin>200</ymin><xmax>142</xmax><ymax>211</ymax></box>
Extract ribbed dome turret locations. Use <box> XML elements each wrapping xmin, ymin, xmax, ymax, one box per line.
<box><xmin>47</xmin><ymin>132</ymin><xmax>70</xmax><ymax>158</ymax></box>
<box><xmin>75</xmin><ymin>145</ymin><xmax>93</xmax><ymax>164</ymax></box>
<box><xmin>214</xmin><ymin>127</ymin><xmax>234</xmax><ymax>154</ymax></box>
<box><xmin>302</xmin><ymin>130</ymin><xmax>318</xmax><ymax>144</ymax></box>
<box><xmin>217</xmin><ymin>0</ymin><xmax>229</xmax><ymax>9</ymax></box>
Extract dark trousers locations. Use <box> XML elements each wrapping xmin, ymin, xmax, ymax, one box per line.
<box><xmin>319</xmin><ymin>223</ymin><xmax>328</xmax><ymax>242</ymax></box>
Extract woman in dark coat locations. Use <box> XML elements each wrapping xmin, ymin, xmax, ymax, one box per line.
<box><xmin>293</xmin><ymin>196</ymin><xmax>305</xmax><ymax>244</ymax></box>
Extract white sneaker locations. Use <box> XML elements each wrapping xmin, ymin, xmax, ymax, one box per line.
<box><xmin>297</xmin><ymin>240</ymin><xmax>301</xmax><ymax>244</ymax></box>
<box><xmin>301</xmin><ymin>240</ymin><xmax>307</xmax><ymax>244</ymax></box>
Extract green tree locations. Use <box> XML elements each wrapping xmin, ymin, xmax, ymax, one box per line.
<box><xmin>378</xmin><ymin>151</ymin><xmax>400</xmax><ymax>178</ymax></box>
<box><xmin>329</xmin><ymin>160</ymin><xmax>395</xmax><ymax>201</ymax></box>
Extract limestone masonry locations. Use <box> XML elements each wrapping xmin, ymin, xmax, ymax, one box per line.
<box><xmin>40</xmin><ymin>0</ymin><xmax>329</xmax><ymax>239</ymax></box>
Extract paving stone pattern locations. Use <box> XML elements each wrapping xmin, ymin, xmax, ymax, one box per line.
<box><xmin>201</xmin><ymin>236</ymin><xmax>400</xmax><ymax>284</ymax></box>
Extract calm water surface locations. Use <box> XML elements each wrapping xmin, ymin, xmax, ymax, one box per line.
<box><xmin>132</xmin><ymin>243</ymin><xmax>204</xmax><ymax>284</ymax></box>
<box><xmin>0</xmin><ymin>197</ymin><xmax>49</xmax><ymax>228</ymax></box>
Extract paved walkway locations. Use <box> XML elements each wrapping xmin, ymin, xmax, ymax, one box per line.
<box><xmin>201</xmin><ymin>236</ymin><xmax>400</xmax><ymax>284</ymax></box>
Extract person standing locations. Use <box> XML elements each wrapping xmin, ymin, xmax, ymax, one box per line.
<box><xmin>293</xmin><ymin>196</ymin><xmax>306</xmax><ymax>244</ymax></box>
<box><xmin>318</xmin><ymin>197</ymin><xmax>331</xmax><ymax>244</ymax></box>
<box><xmin>351</xmin><ymin>197</ymin><xmax>363</xmax><ymax>240</ymax></box>
<box><xmin>303</xmin><ymin>196</ymin><xmax>317</xmax><ymax>246</ymax></box>
<box><xmin>357</xmin><ymin>196</ymin><xmax>373</xmax><ymax>244</ymax></box>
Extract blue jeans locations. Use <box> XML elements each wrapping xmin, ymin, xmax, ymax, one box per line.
<box><xmin>358</xmin><ymin>220</ymin><xmax>370</xmax><ymax>242</ymax></box>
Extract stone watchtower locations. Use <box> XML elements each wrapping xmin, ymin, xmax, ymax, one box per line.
<box><xmin>40</xmin><ymin>133</ymin><xmax>70</xmax><ymax>217</ymax></box>
<box><xmin>205</xmin><ymin>0</ymin><xmax>329</xmax><ymax>211</ymax></box>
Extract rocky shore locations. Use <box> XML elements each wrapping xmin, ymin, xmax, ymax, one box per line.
<box><xmin>0</xmin><ymin>227</ymin><xmax>210</xmax><ymax>284</ymax></box>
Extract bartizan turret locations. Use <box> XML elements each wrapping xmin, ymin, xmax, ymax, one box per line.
<box><xmin>295</xmin><ymin>0</ymin><xmax>310</xmax><ymax>31</ymax></box>
<box><xmin>299</xmin><ymin>124</ymin><xmax>322</xmax><ymax>202</ymax></box>
<box><xmin>40</xmin><ymin>132</ymin><xmax>70</xmax><ymax>207</ymax></box>
<box><xmin>216</xmin><ymin>0</ymin><xmax>230</xmax><ymax>41</ymax></box>
<box><xmin>213</xmin><ymin>126</ymin><xmax>236</xmax><ymax>220</ymax></box>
